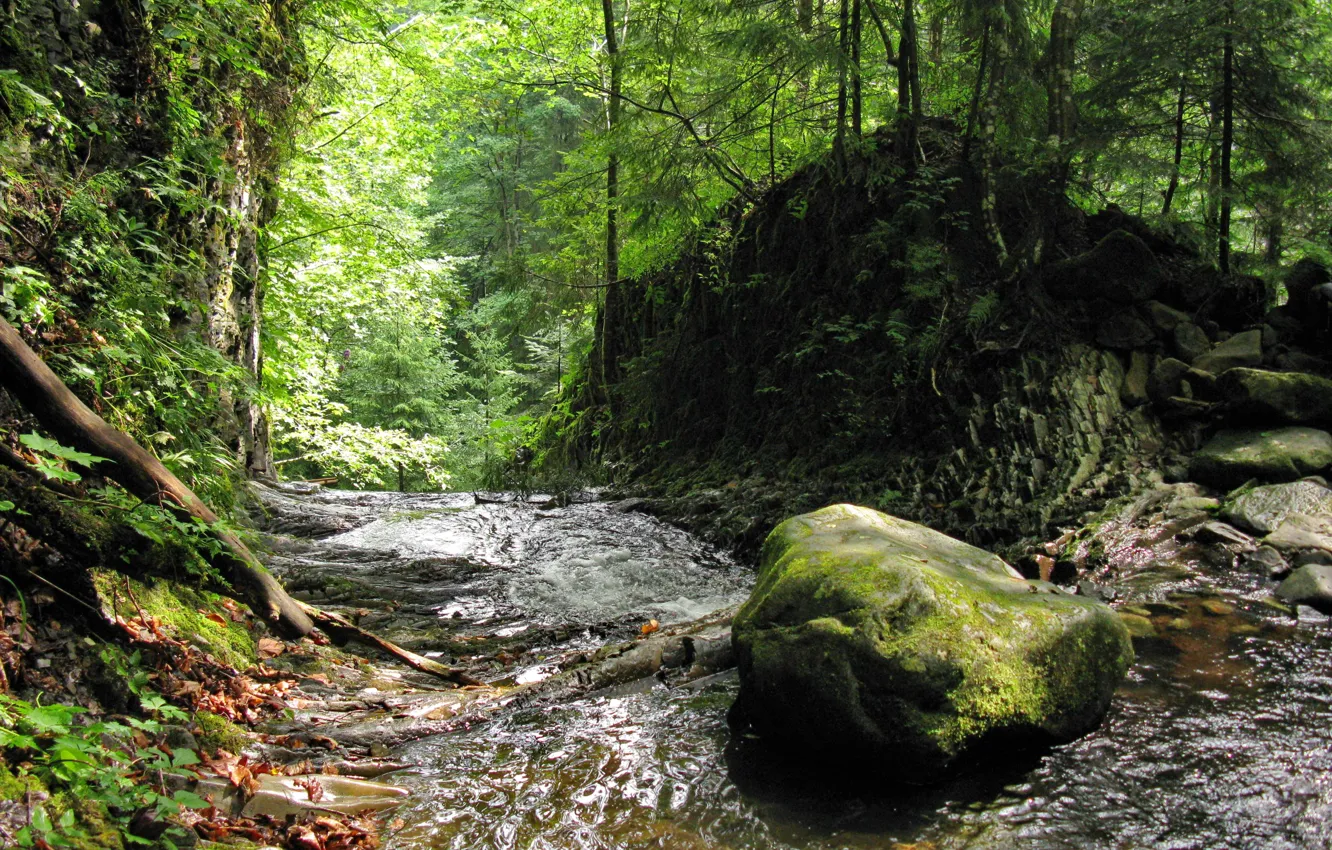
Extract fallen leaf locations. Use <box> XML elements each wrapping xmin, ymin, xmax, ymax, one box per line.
<box><xmin>640</xmin><ymin>619</ymin><xmax>659</xmax><ymax>636</ymax></box>
<box><xmin>257</xmin><ymin>638</ymin><xmax>285</xmax><ymax>659</ymax></box>
<box><xmin>203</xmin><ymin>612</ymin><xmax>228</xmax><ymax>627</ymax></box>
<box><xmin>295</xmin><ymin>776</ymin><xmax>326</xmax><ymax>803</ymax></box>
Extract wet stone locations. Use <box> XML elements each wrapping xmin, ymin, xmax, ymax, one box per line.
<box><xmin>1239</xmin><ymin>545</ymin><xmax>1291</xmax><ymax>579</ymax></box>
<box><xmin>1174</xmin><ymin>322</ymin><xmax>1212</xmax><ymax>364</ymax></box>
<box><xmin>1225</xmin><ymin>480</ymin><xmax>1332</xmax><ymax>535</ymax></box>
<box><xmin>1189</xmin><ymin>427</ymin><xmax>1332</xmax><ymax>489</ymax></box>
<box><xmin>1263</xmin><ymin>513</ymin><xmax>1332</xmax><ymax>554</ymax></box>
<box><xmin>1275</xmin><ymin>565</ymin><xmax>1332</xmax><ymax>614</ymax></box>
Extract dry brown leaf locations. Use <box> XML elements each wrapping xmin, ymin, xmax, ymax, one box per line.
<box><xmin>640</xmin><ymin>619</ymin><xmax>659</xmax><ymax>636</ymax></box>
<box><xmin>203</xmin><ymin>611</ymin><xmax>229</xmax><ymax>627</ymax></box>
<box><xmin>257</xmin><ymin>638</ymin><xmax>286</xmax><ymax>659</ymax></box>
<box><xmin>295</xmin><ymin>776</ymin><xmax>326</xmax><ymax>803</ymax></box>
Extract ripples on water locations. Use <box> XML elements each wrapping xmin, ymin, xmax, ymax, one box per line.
<box><xmin>265</xmin><ymin>488</ymin><xmax>1332</xmax><ymax>849</ymax></box>
<box><xmin>391</xmin><ymin>614</ymin><xmax>1332</xmax><ymax>850</ymax></box>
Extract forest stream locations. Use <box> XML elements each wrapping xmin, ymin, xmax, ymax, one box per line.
<box><xmin>259</xmin><ymin>485</ymin><xmax>1332</xmax><ymax>850</ymax></box>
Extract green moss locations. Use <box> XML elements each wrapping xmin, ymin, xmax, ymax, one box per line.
<box><xmin>0</xmin><ymin>763</ymin><xmax>45</xmax><ymax>801</ymax></box>
<box><xmin>734</xmin><ymin>504</ymin><xmax>1133</xmax><ymax>773</ymax></box>
<box><xmin>91</xmin><ymin>571</ymin><xmax>256</xmax><ymax>669</ymax></box>
<box><xmin>194</xmin><ymin>710</ymin><xmax>249</xmax><ymax>754</ymax></box>
<box><xmin>48</xmin><ymin>792</ymin><xmax>124</xmax><ymax>850</ymax></box>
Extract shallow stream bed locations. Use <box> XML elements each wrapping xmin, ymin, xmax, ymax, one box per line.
<box><xmin>261</xmin><ymin>486</ymin><xmax>1332</xmax><ymax>850</ymax></box>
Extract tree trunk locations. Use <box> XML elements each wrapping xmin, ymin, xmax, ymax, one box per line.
<box><xmin>978</xmin><ymin>4</ymin><xmax>1009</xmax><ymax>265</ymax></box>
<box><xmin>898</xmin><ymin>0</ymin><xmax>920</xmax><ymax>167</ymax></box>
<box><xmin>1045</xmin><ymin>0</ymin><xmax>1084</xmax><ymax>190</ymax></box>
<box><xmin>1162</xmin><ymin>77</ymin><xmax>1187</xmax><ymax>216</ymax></box>
<box><xmin>851</xmin><ymin>0</ymin><xmax>863</xmax><ymax>137</ymax></box>
<box><xmin>602</xmin><ymin>0</ymin><xmax>621</xmax><ymax>289</ymax></box>
<box><xmin>0</xmin><ymin>317</ymin><xmax>479</xmax><ymax>686</ymax></box>
<box><xmin>1219</xmin><ymin>0</ymin><xmax>1235</xmax><ymax>274</ymax></box>
<box><xmin>835</xmin><ymin>0</ymin><xmax>850</xmax><ymax>162</ymax></box>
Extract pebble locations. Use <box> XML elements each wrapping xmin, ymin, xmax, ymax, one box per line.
<box><xmin>1200</xmin><ymin>600</ymin><xmax>1235</xmax><ymax>617</ymax></box>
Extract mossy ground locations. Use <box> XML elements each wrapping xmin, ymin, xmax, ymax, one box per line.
<box><xmin>90</xmin><ymin>570</ymin><xmax>257</xmax><ymax>669</ymax></box>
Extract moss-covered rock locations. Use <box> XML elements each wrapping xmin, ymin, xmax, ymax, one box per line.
<box><xmin>1218</xmin><ymin>368</ymin><xmax>1332</xmax><ymax>426</ymax></box>
<box><xmin>730</xmin><ymin>505</ymin><xmax>1133</xmax><ymax>780</ymax></box>
<box><xmin>1044</xmin><ymin>230</ymin><xmax>1163</xmax><ymax>304</ymax></box>
<box><xmin>1188</xmin><ymin>428</ymin><xmax>1332</xmax><ymax>489</ymax></box>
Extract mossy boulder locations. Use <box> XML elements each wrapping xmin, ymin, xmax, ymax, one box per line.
<box><xmin>1188</xmin><ymin>428</ymin><xmax>1332</xmax><ymax>489</ymax></box>
<box><xmin>729</xmin><ymin>505</ymin><xmax>1133</xmax><ymax>780</ymax></box>
<box><xmin>1218</xmin><ymin>368</ymin><xmax>1332</xmax><ymax>426</ymax></box>
<box><xmin>1044</xmin><ymin>230</ymin><xmax>1163</xmax><ymax>303</ymax></box>
<box><xmin>1193</xmin><ymin>329</ymin><xmax>1263</xmax><ymax>376</ymax></box>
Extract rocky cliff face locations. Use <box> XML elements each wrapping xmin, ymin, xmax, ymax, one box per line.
<box><xmin>1</xmin><ymin>0</ymin><xmax>300</xmax><ymax>475</ymax></box>
<box><xmin>568</xmin><ymin>132</ymin><xmax>1306</xmax><ymax>563</ymax></box>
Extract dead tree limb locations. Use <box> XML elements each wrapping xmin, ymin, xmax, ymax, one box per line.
<box><xmin>0</xmin><ymin>316</ymin><xmax>478</xmax><ymax>686</ymax></box>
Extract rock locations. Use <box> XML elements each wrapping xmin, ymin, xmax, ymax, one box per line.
<box><xmin>1200</xmin><ymin>599</ymin><xmax>1235</xmax><ymax>616</ymax></box>
<box><xmin>1275</xmin><ymin>564</ymin><xmax>1332</xmax><ymax>614</ymax></box>
<box><xmin>1173</xmin><ymin>322</ymin><xmax>1212</xmax><ymax>364</ymax></box>
<box><xmin>1275</xmin><ymin>351</ymin><xmax>1332</xmax><ymax>376</ymax></box>
<box><xmin>1263</xmin><ymin>512</ymin><xmax>1332</xmax><ymax>554</ymax></box>
<box><xmin>730</xmin><ymin>504</ymin><xmax>1133</xmax><ymax>779</ymax></box>
<box><xmin>195</xmin><ymin>773</ymin><xmax>409</xmax><ymax>819</ymax></box>
<box><xmin>1223</xmin><ymin>479</ymin><xmax>1332</xmax><ymax>534</ymax></box>
<box><xmin>1239</xmin><ymin>545</ymin><xmax>1290</xmax><ymax>579</ymax></box>
<box><xmin>1185</xmin><ymin>367</ymin><xmax>1220</xmax><ymax>401</ymax></box>
<box><xmin>1120</xmin><ymin>350</ymin><xmax>1150</xmax><ymax>406</ymax></box>
<box><xmin>1200</xmin><ymin>274</ymin><xmax>1269</xmax><ymax>327</ymax></box>
<box><xmin>1145</xmin><ymin>301</ymin><xmax>1192</xmax><ymax>333</ymax></box>
<box><xmin>1193</xmin><ymin>329</ymin><xmax>1263</xmax><ymax>375</ymax></box>
<box><xmin>1283</xmin><ymin>258</ymin><xmax>1331</xmax><ymax>319</ymax></box>
<box><xmin>1188</xmin><ymin>427</ymin><xmax>1332</xmax><ymax>489</ymax></box>
<box><xmin>1096</xmin><ymin>311</ymin><xmax>1155</xmax><ymax>350</ymax></box>
<box><xmin>1149</xmin><ymin>357</ymin><xmax>1191</xmax><ymax>405</ymax></box>
<box><xmin>1118</xmin><ymin>613</ymin><xmax>1157</xmax><ymax>638</ymax></box>
<box><xmin>1218</xmin><ymin>367</ymin><xmax>1332</xmax><ymax>425</ymax></box>
<box><xmin>1188</xmin><ymin>521</ymin><xmax>1255</xmax><ymax>548</ymax></box>
<box><xmin>1262</xmin><ymin>324</ymin><xmax>1279</xmax><ymax>349</ymax></box>
<box><xmin>1045</xmin><ymin>230</ymin><xmax>1163</xmax><ymax>304</ymax></box>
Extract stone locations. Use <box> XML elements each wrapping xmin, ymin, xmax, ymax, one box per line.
<box><xmin>1096</xmin><ymin>311</ymin><xmax>1155</xmax><ymax>350</ymax></box>
<box><xmin>1185</xmin><ymin>368</ymin><xmax>1220</xmax><ymax>401</ymax></box>
<box><xmin>1275</xmin><ymin>564</ymin><xmax>1332</xmax><ymax>614</ymax></box>
<box><xmin>1262</xmin><ymin>324</ymin><xmax>1279</xmax><ymax>349</ymax></box>
<box><xmin>1120</xmin><ymin>350</ymin><xmax>1150</xmax><ymax>407</ymax></box>
<box><xmin>1223</xmin><ymin>479</ymin><xmax>1332</xmax><ymax>534</ymax></box>
<box><xmin>1145</xmin><ymin>301</ymin><xmax>1192</xmax><ymax>333</ymax></box>
<box><xmin>1044</xmin><ymin>230</ymin><xmax>1163</xmax><ymax>304</ymax></box>
<box><xmin>1173</xmin><ymin>322</ymin><xmax>1212</xmax><ymax>364</ymax></box>
<box><xmin>1148</xmin><ymin>357</ymin><xmax>1191</xmax><ymax>406</ymax></box>
<box><xmin>1275</xmin><ymin>351</ymin><xmax>1332</xmax><ymax>376</ymax></box>
<box><xmin>1218</xmin><ymin>367</ymin><xmax>1332</xmax><ymax>425</ymax></box>
<box><xmin>730</xmin><ymin>504</ymin><xmax>1133</xmax><ymax>779</ymax></box>
<box><xmin>1239</xmin><ymin>545</ymin><xmax>1290</xmax><ymax>579</ymax></box>
<box><xmin>1118</xmin><ymin>613</ymin><xmax>1157</xmax><ymax>638</ymax></box>
<box><xmin>1200</xmin><ymin>599</ymin><xmax>1235</xmax><ymax>616</ymax></box>
<box><xmin>1189</xmin><ymin>521</ymin><xmax>1255</xmax><ymax>548</ymax></box>
<box><xmin>1263</xmin><ymin>512</ymin><xmax>1332</xmax><ymax>555</ymax></box>
<box><xmin>195</xmin><ymin>773</ymin><xmax>410</xmax><ymax>819</ymax></box>
<box><xmin>1193</xmin><ymin>329</ymin><xmax>1263</xmax><ymax>375</ymax></box>
<box><xmin>1188</xmin><ymin>428</ymin><xmax>1332</xmax><ymax>489</ymax></box>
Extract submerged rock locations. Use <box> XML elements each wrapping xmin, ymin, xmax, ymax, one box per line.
<box><xmin>729</xmin><ymin>504</ymin><xmax>1133</xmax><ymax>780</ymax></box>
<box><xmin>1224</xmin><ymin>480</ymin><xmax>1332</xmax><ymax>534</ymax></box>
<box><xmin>1218</xmin><ymin>368</ymin><xmax>1332</xmax><ymax>426</ymax></box>
<box><xmin>1188</xmin><ymin>428</ymin><xmax>1332</xmax><ymax>489</ymax></box>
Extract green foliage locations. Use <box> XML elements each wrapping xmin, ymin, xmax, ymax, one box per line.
<box><xmin>0</xmin><ymin>678</ymin><xmax>204</xmax><ymax>849</ymax></box>
<box><xmin>17</xmin><ymin>434</ymin><xmax>109</xmax><ymax>483</ymax></box>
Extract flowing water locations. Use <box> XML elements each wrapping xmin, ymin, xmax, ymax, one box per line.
<box><xmin>264</xmin><ymin>486</ymin><xmax>1332</xmax><ymax>850</ymax></box>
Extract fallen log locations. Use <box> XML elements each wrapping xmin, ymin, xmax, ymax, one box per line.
<box><xmin>0</xmin><ymin>316</ymin><xmax>477</xmax><ymax>685</ymax></box>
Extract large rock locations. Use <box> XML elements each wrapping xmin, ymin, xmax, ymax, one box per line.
<box><xmin>1218</xmin><ymin>367</ymin><xmax>1332</xmax><ymax>425</ymax></box>
<box><xmin>1193</xmin><ymin>329</ymin><xmax>1263</xmax><ymax>375</ymax></box>
<box><xmin>1224</xmin><ymin>480</ymin><xmax>1332</xmax><ymax>534</ymax></box>
<box><xmin>1096</xmin><ymin>311</ymin><xmax>1155</xmax><ymax>350</ymax></box>
<box><xmin>1189</xmin><ymin>427</ymin><xmax>1332</xmax><ymax>489</ymax></box>
<box><xmin>730</xmin><ymin>505</ymin><xmax>1133</xmax><ymax>779</ymax></box>
<box><xmin>1275</xmin><ymin>564</ymin><xmax>1332</xmax><ymax>614</ymax></box>
<box><xmin>1148</xmin><ymin>357</ymin><xmax>1191</xmax><ymax>406</ymax></box>
<box><xmin>1173</xmin><ymin>322</ymin><xmax>1211</xmax><ymax>364</ymax></box>
<box><xmin>1044</xmin><ymin>230</ymin><xmax>1163</xmax><ymax>304</ymax></box>
<box><xmin>1263</xmin><ymin>512</ymin><xmax>1332</xmax><ymax>555</ymax></box>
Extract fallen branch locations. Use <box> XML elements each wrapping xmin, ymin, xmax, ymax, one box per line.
<box><xmin>0</xmin><ymin>316</ymin><xmax>475</xmax><ymax>685</ymax></box>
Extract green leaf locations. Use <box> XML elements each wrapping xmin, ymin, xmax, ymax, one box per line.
<box><xmin>0</xmin><ymin>500</ymin><xmax>13</xmax><ymax>511</ymax></box>
<box><xmin>19</xmin><ymin>433</ymin><xmax>110</xmax><ymax>468</ymax></box>
<box><xmin>172</xmin><ymin>789</ymin><xmax>211</xmax><ymax>809</ymax></box>
<box><xmin>171</xmin><ymin>748</ymin><xmax>201</xmax><ymax>767</ymax></box>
